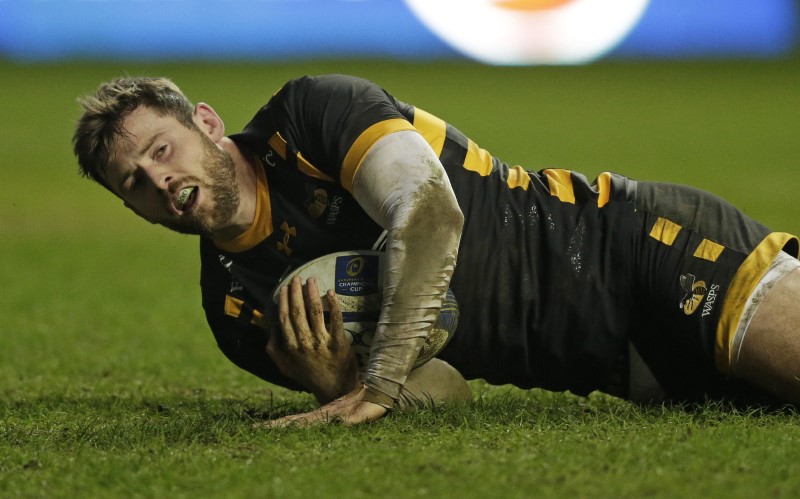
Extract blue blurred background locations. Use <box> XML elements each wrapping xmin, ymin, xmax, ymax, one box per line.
<box><xmin>1</xmin><ymin>0</ymin><xmax>797</xmax><ymax>64</ymax></box>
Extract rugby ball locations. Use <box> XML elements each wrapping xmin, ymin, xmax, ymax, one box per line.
<box><xmin>272</xmin><ymin>251</ymin><xmax>458</xmax><ymax>370</ymax></box>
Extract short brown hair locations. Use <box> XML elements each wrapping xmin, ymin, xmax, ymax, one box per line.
<box><xmin>72</xmin><ymin>77</ymin><xmax>195</xmax><ymax>188</ymax></box>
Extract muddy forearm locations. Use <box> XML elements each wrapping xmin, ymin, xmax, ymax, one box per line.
<box><xmin>351</xmin><ymin>130</ymin><xmax>463</xmax><ymax>403</ymax></box>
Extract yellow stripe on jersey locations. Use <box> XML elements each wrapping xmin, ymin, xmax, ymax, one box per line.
<box><xmin>543</xmin><ymin>169</ymin><xmax>576</xmax><ymax>204</ymax></box>
<box><xmin>250</xmin><ymin>308</ymin><xmax>269</xmax><ymax>329</ymax></box>
<box><xmin>225</xmin><ymin>295</ymin><xmax>270</xmax><ymax>329</ymax></box>
<box><xmin>649</xmin><ymin>217</ymin><xmax>682</xmax><ymax>246</ymax></box>
<box><xmin>715</xmin><ymin>232</ymin><xmax>799</xmax><ymax>374</ymax></box>
<box><xmin>215</xmin><ymin>162</ymin><xmax>274</xmax><ymax>253</ymax></box>
<box><xmin>297</xmin><ymin>152</ymin><xmax>334</xmax><ymax>183</ymax></box>
<box><xmin>506</xmin><ymin>165</ymin><xmax>532</xmax><ymax>190</ymax></box>
<box><xmin>464</xmin><ymin>139</ymin><xmax>494</xmax><ymax>177</ymax></box>
<box><xmin>694</xmin><ymin>239</ymin><xmax>725</xmax><ymax>262</ymax></box>
<box><xmin>224</xmin><ymin>295</ymin><xmax>244</xmax><ymax>318</ymax></box>
<box><xmin>268</xmin><ymin>131</ymin><xmax>287</xmax><ymax>159</ymax></box>
<box><xmin>341</xmin><ymin>118</ymin><xmax>416</xmax><ymax>193</ymax></box>
<box><xmin>595</xmin><ymin>172</ymin><xmax>612</xmax><ymax>208</ymax></box>
<box><xmin>411</xmin><ymin>108</ymin><xmax>446</xmax><ymax>156</ymax></box>
<box><xmin>268</xmin><ymin>132</ymin><xmax>334</xmax><ymax>182</ymax></box>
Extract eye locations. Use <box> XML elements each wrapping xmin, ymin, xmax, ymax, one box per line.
<box><xmin>154</xmin><ymin>144</ymin><xmax>168</xmax><ymax>159</ymax></box>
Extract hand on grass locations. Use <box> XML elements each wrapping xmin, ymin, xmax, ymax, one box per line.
<box><xmin>266</xmin><ymin>277</ymin><xmax>360</xmax><ymax>404</ymax></box>
<box><xmin>264</xmin><ymin>384</ymin><xmax>389</xmax><ymax>428</ymax></box>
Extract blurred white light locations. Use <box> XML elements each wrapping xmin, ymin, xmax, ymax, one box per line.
<box><xmin>405</xmin><ymin>0</ymin><xmax>650</xmax><ymax>65</ymax></box>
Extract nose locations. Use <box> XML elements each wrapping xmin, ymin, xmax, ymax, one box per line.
<box><xmin>142</xmin><ymin>164</ymin><xmax>174</xmax><ymax>191</ymax></box>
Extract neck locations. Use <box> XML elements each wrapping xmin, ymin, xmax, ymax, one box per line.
<box><xmin>210</xmin><ymin>137</ymin><xmax>258</xmax><ymax>243</ymax></box>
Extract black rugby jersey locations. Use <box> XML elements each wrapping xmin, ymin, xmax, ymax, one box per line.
<box><xmin>201</xmin><ymin>74</ymin><xmax>637</xmax><ymax>395</ymax></box>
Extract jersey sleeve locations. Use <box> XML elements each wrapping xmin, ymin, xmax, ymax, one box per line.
<box><xmin>271</xmin><ymin>74</ymin><xmax>416</xmax><ymax>192</ymax></box>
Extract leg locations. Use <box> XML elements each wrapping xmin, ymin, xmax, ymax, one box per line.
<box><xmin>394</xmin><ymin>359</ymin><xmax>473</xmax><ymax>412</ymax></box>
<box><xmin>735</xmin><ymin>267</ymin><xmax>800</xmax><ymax>404</ymax></box>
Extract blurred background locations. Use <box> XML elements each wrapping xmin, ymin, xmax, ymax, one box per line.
<box><xmin>1</xmin><ymin>0</ymin><xmax>797</xmax><ymax>63</ymax></box>
<box><xmin>1</xmin><ymin>0</ymin><xmax>799</xmax><ymax>390</ymax></box>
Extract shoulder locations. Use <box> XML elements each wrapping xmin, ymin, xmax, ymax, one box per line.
<box><xmin>280</xmin><ymin>74</ymin><xmax>379</xmax><ymax>93</ymax></box>
<box><xmin>273</xmin><ymin>74</ymin><xmax>390</xmax><ymax>110</ymax></box>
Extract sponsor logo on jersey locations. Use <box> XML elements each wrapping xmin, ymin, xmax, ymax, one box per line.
<box><xmin>327</xmin><ymin>195</ymin><xmax>344</xmax><ymax>225</ymax></box>
<box><xmin>702</xmin><ymin>283</ymin><xmax>720</xmax><ymax>317</ymax></box>
<box><xmin>679</xmin><ymin>273</ymin><xmax>719</xmax><ymax>317</ymax></box>
<box><xmin>305</xmin><ymin>188</ymin><xmax>329</xmax><ymax>219</ymax></box>
<box><xmin>277</xmin><ymin>221</ymin><xmax>296</xmax><ymax>256</ymax></box>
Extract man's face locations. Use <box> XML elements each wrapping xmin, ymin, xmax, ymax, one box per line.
<box><xmin>105</xmin><ymin>106</ymin><xmax>239</xmax><ymax>237</ymax></box>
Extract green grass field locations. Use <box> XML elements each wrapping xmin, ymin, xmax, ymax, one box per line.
<box><xmin>2</xmin><ymin>58</ymin><xmax>800</xmax><ymax>497</ymax></box>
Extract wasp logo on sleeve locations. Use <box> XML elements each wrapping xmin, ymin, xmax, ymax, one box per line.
<box><xmin>679</xmin><ymin>273</ymin><xmax>707</xmax><ymax>315</ymax></box>
<box><xmin>679</xmin><ymin>273</ymin><xmax>720</xmax><ymax>317</ymax></box>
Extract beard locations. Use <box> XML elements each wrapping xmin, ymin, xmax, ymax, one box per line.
<box><xmin>161</xmin><ymin>132</ymin><xmax>241</xmax><ymax>238</ymax></box>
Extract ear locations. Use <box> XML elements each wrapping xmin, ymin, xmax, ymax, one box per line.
<box><xmin>124</xmin><ymin>201</ymin><xmax>157</xmax><ymax>225</ymax></box>
<box><xmin>192</xmin><ymin>103</ymin><xmax>225</xmax><ymax>144</ymax></box>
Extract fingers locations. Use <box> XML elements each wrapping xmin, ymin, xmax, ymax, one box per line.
<box><xmin>260</xmin><ymin>394</ymin><xmax>388</xmax><ymax>429</ymax></box>
<box><xmin>326</xmin><ymin>290</ymin><xmax>346</xmax><ymax>347</ymax></box>
<box><xmin>264</xmin><ymin>386</ymin><xmax>388</xmax><ymax>428</ymax></box>
<box><xmin>278</xmin><ymin>277</ymin><xmax>333</xmax><ymax>351</ymax></box>
<box><xmin>278</xmin><ymin>280</ymin><xmax>300</xmax><ymax>351</ymax></box>
<box><xmin>288</xmin><ymin>277</ymin><xmax>314</xmax><ymax>350</ymax></box>
<box><xmin>305</xmin><ymin>278</ymin><xmax>329</xmax><ymax>344</ymax></box>
<box><xmin>263</xmin><ymin>408</ymin><xmax>340</xmax><ymax>429</ymax></box>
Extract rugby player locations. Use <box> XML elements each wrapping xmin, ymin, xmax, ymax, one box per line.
<box><xmin>72</xmin><ymin>74</ymin><xmax>800</xmax><ymax>426</ymax></box>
